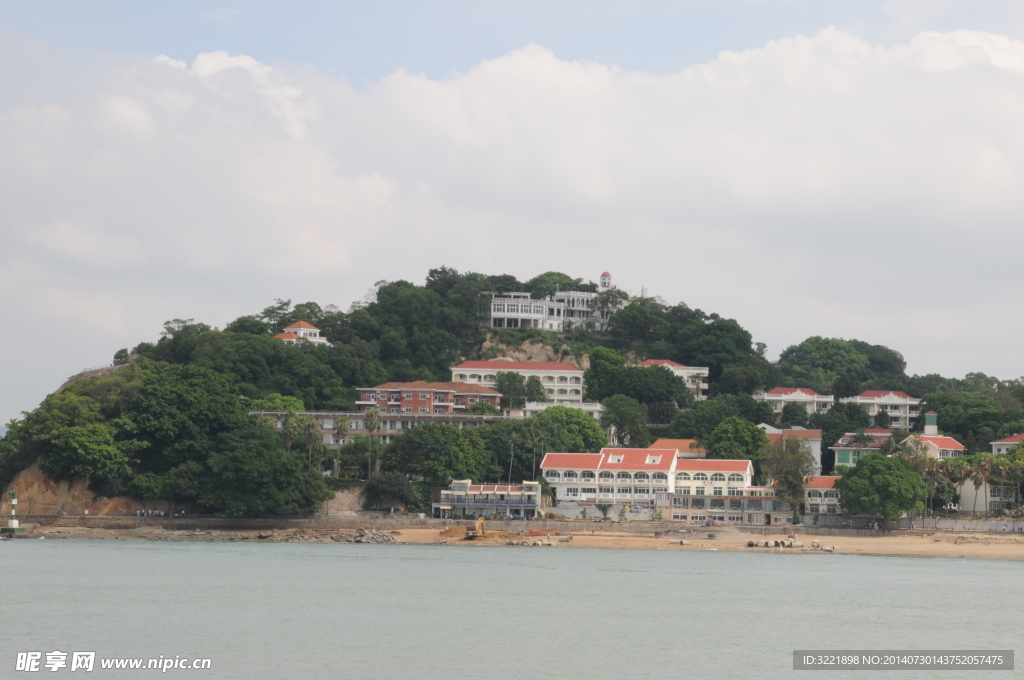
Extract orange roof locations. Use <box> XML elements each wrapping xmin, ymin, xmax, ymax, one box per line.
<box><xmin>915</xmin><ymin>435</ymin><xmax>966</xmax><ymax>450</ymax></box>
<box><xmin>993</xmin><ymin>434</ymin><xmax>1024</xmax><ymax>444</ymax></box>
<box><xmin>765</xmin><ymin>387</ymin><xmax>822</xmax><ymax>396</ymax></box>
<box><xmin>676</xmin><ymin>459</ymin><xmax>752</xmax><ymax>472</ymax></box>
<box><xmin>640</xmin><ymin>359</ymin><xmax>686</xmax><ymax>368</ymax></box>
<box><xmin>601</xmin><ymin>271</ymin><xmax>611</xmax><ymax>277</ymax></box>
<box><xmin>650</xmin><ymin>438</ymin><xmax>705</xmax><ymax>453</ymax></box>
<box><xmin>284</xmin><ymin>321</ymin><xmax>319</xmax><ymax>330</ymax></box>
<box><xmin>805</xmin><ymin>476</ymin><xmax>839</xmax><ymax>489</ymax></box>
<box><xmin>597</xmin><ymin>448</ymin><xmax>675</xmax><ymax>470</ymax></box>
<box><xmin>857</xmin><ymin>390</ymin><xmax>914</xmax><ymax>400</ymax></box>
<box><xmin>274</xmin><ymin>332</ymin><xmax>300</xmax><ymax>340</ymax></box>
<box><xmin>541</xmin><ymin>453</ymin><xmax>603</xmax><ymax>469</ymax></box>
<box><xmin>764</xmin><ymin>430</ymin><xmax>822</xmax><ymax>444</ymax></box>
<box><xmin>363</xmin><ymin>381</ymin><xmax>499</xmax><ymax>395</ymax></box>
<box><xmin>454</xmin><ymin>361</ymin><xmax>581</xmax><ymax>372</ymax></box>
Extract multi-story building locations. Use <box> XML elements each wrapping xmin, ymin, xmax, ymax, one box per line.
<box><xmin>991</xmin><ymin>433</ymin><xmax>1023</xmax><ymax>455</ymax></box>
<box><xmin>521</xmin><ymin>401</ymin><xmax>604</xmax><ymax>420</ymax></box>
<box><xmin>902</xmin><ymin>412</ymin><xmax>966</xmax><ymax>460</ymax></box>
<box><xmin>482</xmin><ymin>273</ymin><xmax>626</xmax><ymax>332</ymax></box>
<box><xmin>753</xmin><ymin>387</ymin><xmax>833</xmax><ymax>421</ymax></box>
<box><xmin>638</xmin><ymin>359</ymin><xmax>709</xmax><ymax>401</ymax></box>
<box><xmin>839</xmin><ymin>390</ymin><xmax>921</xmax><ymax>429</ymax></box>
<box><xmin>433</xmin><ymin>480</ymin><xmax>542</xmax><ymax>519</ymax></box>
<box><xmin>273</xmin><ymin>321</ymin><xmax>330</xmax><ymax>345</ymax></box>
<box><xmin>759</xmin><ymin>425</ymin><xmax>824</xmax><ymax>474</ymax></box>
<box><xmin>956</xmin><ymin>479</ymin><xmax>1018</xmax><ymax>516</ymax></box>
<box><xmin>540</xmin><ymin>448</ymin><xmax>677</xmax><ymax>508</ymax></box>
<box><xmin>355</xmin><ymin>381</ymin><xmax>501</xmax><ymax>415</ymax></box>
<box><xmin>251</xmin><ymin>409</ymin><xmax>510</xmax><ymax>446</ymax></box>
<box><xmin>829</xmin><ymin>429</ymin><xmax>895</xmax><ymax>467</ymax></box>
<box><xmin>451</xmin><ymin>361</ymin><xmax>585</xmax><ymax>403</ymax></box>
<box><xmin>803</xmin><ymin>476</ymin><xmax>841</xmax><ymax>516</ymax></box>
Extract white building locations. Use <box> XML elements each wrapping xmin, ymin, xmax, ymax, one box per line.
<box><xmin>753</xmin><ymin>387</ymin><xmax>833</xmax><ymax>420</ymax></box>
<box><xmin>273</xmin><ymin>321</ymin><xmax>330</xmax><ymax>345</ymax></box>
<box><xmin>541</xmin><ymin>448</ymin><xmax>677</xmax><ymax>508</ymax></box>
<box><xmin>902</xmin><ymin>411</ymin><xmax>967</xmax><ymax>460</ymax></box>
<box><xmin>433</xmin><ymin>480</ymin><xmax>542</xmax><ymax>519</ymax></box>
<box><xmin>991</xmin><ymin>433</ymin><xmax>1023</xmax><ymax>455</ymax></box>
<box><xmin>803</xmin><ymin>476</ymin><xmax>841</xmax><ymax>516</ymax></box>
<box><xmin>482</xmin><ymin>273</ymin><xmax>626</xmax><ymax>332</ymax></box>
<box><xmin>451</xmin><ymin>360</ymin><xmax>585</xmax><ymax>403</ymax></box>
<box><xmin>521</xmin><ymin>401</ymin><xmax>604</xmax><ymax>420</ymax></box>
<box><xmin>956</xmin><ymin>479</ymin><xmax>1018</xmax><ymax>516</ymax></box>
<box><xmin>839</xmin><ymin>390</ymin><xmax>921</xmax><ymax>429</ymax></box>
<box><xmin>638</xmin><ymin>359</ymin><xmax>709</xmax><ymax>401</ymax></box>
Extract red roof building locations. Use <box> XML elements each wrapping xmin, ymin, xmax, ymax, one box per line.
<box><xmin>839</xmin><ymin>390</ymin><xmax>921</xmax><ymax>429</ymax></box>
<box><xmin>754</xmin><ymin>387</ymin><xmax>834</xmax><ymax>421</ymax></box>
<box><xmin>451</xmin><ymin>360</ymin><xmax>585</xmax><ymax>404</ymax></box>
<box><xmin>355</xmin><ymin>381</ymin><xmax>500</xmax><ymax>415</ymax></box>
<box><xmin>991</xmin><ymin>433</ymin><xmax>1024</xmax><ymax>455</ymax></box>
<box><xmin>273</xmin><ymin>322</ymin><xmax>330</xmax><ymax>346</ymax></box>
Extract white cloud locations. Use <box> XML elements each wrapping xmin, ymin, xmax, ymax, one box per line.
<box><xmin>3</xmin><ymin>27</ymin><xmax>1024</xmax><ymax>420</ymax></box>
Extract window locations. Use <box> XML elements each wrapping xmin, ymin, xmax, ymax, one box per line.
<box><xmin>492</xmin><ymin>304</ymin><xmax>505</xmax><ymax>313</ymax></box>
<box><xmin>617</xmin><ymin>488</ymin><xmax>630</xmax><ymax>494</ymax></box>
<box><xmin>678</xmin><ymin>486</ymin><xmax>691</xmax><ymax>496</ymax></box>
<box><xmin>694</xmin><ymin>487</ymin><xmax>705</xmax><ymax>496</ymax></box>
<box><xmin>599</xmin><ymin>487</ymin><xmax>613</xmax><ymax>494</ymax></box>
<box><xmin>673</xmin><ymin>513</ymin><xmax>687</xmax><ymax>520</ymax></box>
<box><xmin>390</xmin><ymin>408</ymin><xmax>399</xmax><ymax>414</ymax></box>
<box><xmin>807</xmin><ymin>490</ymin><xmax>822</xmax><ymax>498</ymax></box>
<box><xmin>599</xmin><ymin>472</ymin><xmax>614</xmax><ymax>480</ymax></box>
<box><xmin>826</xmin><ymin>505</ymin><xmax>838</xmax><ymax>514</ymax></box>
<box><xmin>690</xmin><ymin>499</ymin><xmax>705</xmax><ymax>509</ymax></box>
<box><xmin>727</xmin><ymin>487</ymin><xmax>741</xmax><ymax>496</ymax></box>
<box><xmin>653</xmin><ymin>473</ymin><xmax>667</xmax><ymax>481</ymax></box>
<box><xmin>617</xmin><ymin>472</ymin><xmax>630</xmax><ymax>479</ymax></box>
<box><xmin>838</xmin><ymin>452</ymin><xmax>850</xmax><ymax>464</ymax></box>
<box><xmin>808</xmin><ymin>504</ymin><xmax>820</xmax><ymax>513</ymax></box>
<box><xmin>563</xmin><ymin>471</ymin><xmax>578</xmax><ymax>479</ymax></box>
<box><xmin>433</xmin><ymin>408</ymin><xmax>444</xmax><ymax>414</ymax></box>
<box><xmin>419</xmin><ymin>393</ymin><xmax>429</xmax><ymax>400</ymax></box>
<box><xmin>581</xmin><ymin>488</ymin><xmax>597</xmax><ymax>494</ymax></box>
<box><xmin>507</xmin><ymin>304</ymin><xmax>519</xmax><ymax>313</ymax></box>
<box><xmin>693</xmin><ymin>473</ymin><xmax>708</xmax><ymax>481</ymax></box>
<box><xmin>634</xmin><ymin>488</ymin><xmax>650</xmax><ymax>495</ymax></box>
<box><xmin>468</xmin><ymin>397</ymin><xmax>477</xmax><ymax>404</ymax></box>
<box><xmin>746</xmin><ymin>500</ymin><xmax>763</xmax><ymax>510</ymax></box>
<box><xmin>729</xmin><ymin>499</ymin><xmax>742</xmax><ymax>510</ymax></box>
<box><xmin>712</xmin><ymin>487</ymin><xmax>723</xmax><ymax>496</ymax></box>
<box><xmin>710</xmin><ymin>499</ymin><xmax>725</xmax><ymax>509</ymax></box>
<box><xmin>824</xmin><ymin>491</ymin><xmax>838</xmax><ymax>499</ymax></box>
<box><xmin>673</xmin><ymin>497</ymin><xmax>687</xmax><ymax>507</ymax></box>
<box><xmin>646</xmin><ymin>456</ymin><xmax>661</xmax><ymax>465</ymax></box>
<box><xmin>634</xmin><ymin>472</ymin><xmax>649</xmax><ymax>480</ymax></box>
<box><xmin>558</xmin><ymin>376</ymin><xmax>568</xmax><ymax>383</ymax></box>
<box><xmin>728</xmin><ymin>514</ymin><xmax>743</xmax><ymax>523</ymax></box>
<box><xmin>418</xmin><ymin>407</ymin><xmax>428</xmax><ymax>413</ymax></box>
<box><xmin>546</xmin><ymin>389</ymin><xmax>554</xmax><ymax>395</ymax></box>
<box><xmin>571</xmin><ymin>377</ymin><xmax>582</xmax><ymax>384</ymax></box>
<box><xmin>544</xmin><ymin>376</ymin><xmax>554</xmax><ymax>382</ymax></box>
<box><xmin>710</xmin><ymin>473</ymin><xmax>726</xmax><ymax>482</ymax></box>
<box><xmin>484</xmin><ymin>375</ymin><xmax>495</xmax><ymax>381</ymax></box>
<box><xmin>533</xmin><ymin>306</ymin><xmax>544</xmax><ymax>314</ymax></box>
<box><xmin>565</xmin><ymin>487</ymin><xmax>579</xmax><ymax>496</ymax></box>
<box><xmin>676</xmin><ymin>472</ymin><xmax>691</xmax><ymax>481</ymax></box>
<box><xmin>581</xmin><ymin>471</ymin><xmax>595</xmax><ymax>480</ymax></box>
<box><xmin>545</xmin><ymin>471</ymin><xmax>560</xmax><ymax>478</ymax></box>
<box><xmin>728</xmin><ymin>473</ymin><xmax>743</xmax><ymax>482</ymax></box>
<box><xmin>402</xmin><ymin>407</ymin><xmax>412</xmax><ymax>413</ymax></box>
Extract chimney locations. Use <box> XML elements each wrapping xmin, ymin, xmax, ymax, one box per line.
<box><xmin>924</xmin><ymin>411</ymin><xmax>938</xmax><ymax>436</ymax></box>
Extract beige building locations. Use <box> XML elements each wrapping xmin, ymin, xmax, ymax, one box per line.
<box><xmin>638</xmin><ymin>359</ymin><xmax>709</xmax><ymax>401</ymax></box>
<box><xmin>451</xmin><ymin>360</ymin><xmax>584</xmax><ymax>403</ymax></box>
<box><xmin>839</xmin><ymin>390</ymin><xmax>921</xmax><ymax>429</ymax></box>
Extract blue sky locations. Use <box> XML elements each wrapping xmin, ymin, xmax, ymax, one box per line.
<box><xmin>4</xmin><ymin>1</ymin><xmax>1024</xmax><ymax>423</ymax></box>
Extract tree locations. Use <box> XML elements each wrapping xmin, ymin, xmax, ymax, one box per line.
<box><xmin>296</xmin><ymin>415</ymin><xmax>323</xmax><ymax>467</ymax></box>
<box><xmin>596</xmin><ymin>503</ymin><xmax>612</xmax><ymax>520</ymax></box>
<box><xmin>199</xmin><ymin>424</ymin><xmax>331</xmax><ymax>517</ymax></box>
<box><xmin>532</xmin><ymin>406</ymin><xmax>607</xmax><ymax>452</ymax></box>
<box><xmin>780</xmin><ymin>402</ymin><xmax>809</xmax><ymax>428</ymax></box>
<box><xmin>670</xmin><ymin>394</ymin><xmax>774</xmax><ymax>440</ymax></box>
<box><xmin>835</xmin><ymin>453</ymin><xmax>926</xmax><ymax>519</ymax></box>
<box><xmin>392</xmin><ymin>423</ymin><xmax>488</xmax><ymax>486</ymax></box>
<box><xmin>362</xmin><ymin>472</ymin><xmax>421</xmax><ymax>510</ymax></box>
<box><xmin>601</xmin><ymin>395</ymin><xmax>650</xmax><ymax>447</ymax></box>
<box><xmin>524</xmin><ymin>271</ymin><xmax>594</xmax><ymax>299</ymax></box>
<box><xmin>832</xmin><ymin>373</ymin><xmax>861</xmax><ymax>399</ymax></box>
<box><xmin>702</xmin><ymin>417</ymin><xmax>770</xmax><ymax>482</ymax></box>
<box><xmin>250</xmin><ymin>393</ymin><xmax>305</xmax><ymax>412</ymax></box>
<box><xmin>763</xmin><ymin>438</ymin><xmax>817</xmax><ymax>516</ymax></box>
<box><xmin>778</xmin><ymin>336</ymin><xmax>870</xmax><ymax>393</ymax></box>
<box><xmin>363</xmin><ymin>409</ymin><xmax>381</xmax><ymax>477</ymax></box>
<box><xmin>493</xmin><ymin>371</ymin><xmax>527</xmax><ymax>409</ymax></box>
<box><xmin>583</xmin><ymin>347</ymin><xmax>626</xmax><ymax>401</ymax></box>
<box><xmin>467</xmin><ymin>401</ymin><xmax>500</xmax><ymax>415</ymax></box>
<box><xmin>525</xmin><ymin>375</ymin><xmax>548</xmax><ymax>403</ymax></box>
<box><xmin>872</xmin><ymin>409</ymin><xmax>892</xmax><ymax>429</ymax></box>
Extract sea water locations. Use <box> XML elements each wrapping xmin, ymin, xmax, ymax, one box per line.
<box><xmin>1</xmin><ymin>540</ymin><xmax>1020</xmax><ymax>679</ymax></box>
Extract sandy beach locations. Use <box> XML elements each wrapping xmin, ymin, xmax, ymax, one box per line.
<box><xmin>11</xmin><ymin>523</ymin><xmax>1023</xmax><ymax>560</ymax></box>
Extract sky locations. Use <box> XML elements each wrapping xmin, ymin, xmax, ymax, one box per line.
<box><xmin>4</xmin><ymin>1</ymin><xmax>1024</xmax><ymax>423</ymax></box>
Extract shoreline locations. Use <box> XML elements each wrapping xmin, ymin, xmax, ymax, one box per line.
<box><xmin>6</xmin><ymin>524</ymin><xmax>1024</xmax><ymax>561</ymax></box>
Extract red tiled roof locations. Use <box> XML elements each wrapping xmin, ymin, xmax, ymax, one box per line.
<box><xmin>639</xmin><ymin>359</ymin><xmax>686</xmax><ymax>368</ymax></box>
<box><xmin>650</xmin><ymin>438</ymin><xmax>706</xmax><ymax>453</ymax></box>
<box><xmin>597</xmin><ymin>448</ymin><xmax>675</xmax><ymax>470</ymax></box>
<box><xmin>857</xmin><ymin>390</ymin><xmax>914</xmax><ymax>399</ymax></box>
<box><xmin>993</xmin><ymin>434</ymin><xmax>1024</xmax><ymax>444</ymax></box>
<box><xmin>765</xmin><ymin>387</ymin><xmax>822</xmax><ymax>396</ymax></box>
<box><xmin>676</xmin><ymin>460</ymin><xmax>752</xmax><ymax>472</ymax></box>
<box><xmin>914</xmin><ymin>435</ymin><xmax>966</xmax><ymax>450</ymax></box>
<box><xmin>274</xmin><ymin>332</ymin><xmax>300</xmax><ymax>340</ymax></box>
<box><xmin>363</xmin><ymin>381</ymin><xmax>499</xmax><ymax>395</ymax></box>
<box><xmin>453</xmin><ymin>361</ymin><xmax>581</xmax><ymax>372</ymax></box>
<box><xmin>805</xmin><ymin>476</ymin><xmax>839</xmax><ymax>489</ymax></box>
<box><xmin>284</xmin><ymin>321</ymin><xmax>319</xmax><ymax>330</ymax></box>
<box><xmin>540</xmin><ymin>453</ymin><xmax>603</xmax><ymax>469</ymax></box>
<box><xmin>764</xmin><ymin>430</ymin><xmax>823</xmax><ymax>445</ymax></box>
<box><xmin>601</xmin><ymin>271</ymin><xmax>611</xmax><ymax>277</ymax></box>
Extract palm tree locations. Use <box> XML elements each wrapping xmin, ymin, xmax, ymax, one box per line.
<box><xmin>330</xmin><ymin>418</ymin><xmax>350</xmax><ymax>477</ymax></box>
<box><xmin>971</xmin><ymin>455</ymin><xmax>994</xmax><ymax>518</ymax></box>
<box><xmin>362</xmin><ymin>409</ymin><xmax>381</xmax><ymax>478</ymax></box>
<box><xmin>281</xmin><ymin>412</ymin><xmax>300</xmax><ymax>454</ymax></box>
<box><xmin>297</xmin><ymin>415</ymin><xmax>323</xmax><ymax>467</ymax></box>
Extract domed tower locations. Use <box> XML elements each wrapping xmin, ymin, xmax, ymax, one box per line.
<box><xmin>599</xmin><ymin>272</ymin><xmax>613</xmax><ymax>290</ymax></box>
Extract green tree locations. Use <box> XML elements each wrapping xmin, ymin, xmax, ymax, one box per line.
<box><xmin>493</xmin><ymin>371</ymin><xmax>527</xmax><ymax>409</ymax></box>
<box><xmin>392</xmin><ymin>423</ymin><xmax>488</xmax><ymax>486</ymax></box>
<box><xmin>596</xmin><ymin>503</ymin><xmax>612</xmax><ymax>520</ymax></box>
<box><xmin>873</xmin><ymin>409</ymin><xmax>892</xmax><ymax>428</ymax></box>
<box><xmin>669</xmin><ymin>394</ymin><xmax>774</xmax><ymax>440</ymax></box>
<box><xmin>836</xmin><ymin>453</ymin><xmax>926</xmax><ymax>519</ymax></box>
<box><xmin>525</xmin><ymin>375</ymin><xmax>548</xmax><ymax>403</ymax></box>
<box><xmin>583</xmin><ymin>347</ymin><xmax>626</xmax><ymax>401</ymax></box>
<box><xmin>250</xmin><ymin>393</ymin><xmax>305</xmax><ymax>412</ymax></box>
<box><xmin>832</xmin><ymin>373</ymin><xmax>861</xmax><ymax>399</ymax></box>
<box><xmin>467</xmin><ymin>401</ymin><xmax>501</xmax><ymax>415</ymax></box>
<box><xmin>780</xmin><ymin>402</ymin><xmax>809</xmax><ymax>428</ymax></box>
<box><xmin>362</xmin><ymin>472</ymin><xmax>422</xmax><ymax>510</ymax></box>
<box><xmin>702</xmin><ymin>417</ymin><xmax>770</xmax><ymax>482</ymax></box>
<box><xmin>532</xmin><ymin>406</ymin><xmax>607</xmax><ymax>452</ymax></box>
<box><xmin>778</xmin><ymin>336</ymin><xmax>870</xmax><ymax>393</ymax></box>
<box><xmin>601</xmin><ymin>395</ymin><xmax>650</xmax><ymax>447</ymax></box>
<box><xmin>763</xmin><ymin>437</ymin><xmax>817</xmax><ymax>515</ymax></box>
<box><xmin>524</xmin><ymin>271</ymin><xmax>594</xmax><ymax>299</ymax></box>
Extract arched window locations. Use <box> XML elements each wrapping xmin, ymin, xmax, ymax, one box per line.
<box><xmin>469</xmin><ymin>374</ymin><xmax>480</xmax><ymax>381</ymax></box>
<box><xmin>693</xmin><ymin>473</ymin><xmax>708</xmax><ymax>481</ymax></box>
<box><xmin>558</xmin><ymin>376</ymin><xmax>568</xmax><ymax>383</ymax></box>
<box><xmin>544</xmin><ymin>470</ymin><xmax>560</xmax><ymax>479</ymax></box>
<box><xmin>728</xmin><ymin>473</ymin><xmax>743</xmax><ymax>482</ymax></box>
<box><xmin>571</xmin><ymin>377</ymin><xmax>582</xmax><ymax>383</ymax></box>
<box><xmin>581</xmin><ymin>471</ymin><xmax>595</xmax><ymax>480</ymax></box>
<box><xmin>544</xmin><ymin>376</ymin><xmax>554</xmax><ymax>382</ymax></box>
<box><xmin>484</xmin><ymin>374</ymin><xmax>495</xmax><ymax>381</ymax></box>
<box><xmin>458</xmin><ymin>374</ymin><xmax>466</xmax><ymax>380</ymax></box>
<box><xmin>546</xmin><ymin>389</ymin><xmax>554</xmax><ymax>395</ymax></box>
<box><xmin>634</xmin><ymin>472</ymin><xmax>649</xmax><ymax>480</ymax></box>
<box><xmin>807</xmin><ymin>490</ymin><xmax>822</xmax><ymax>498</ymax></box>
<box><xmin>710</xmin><ymin>473</ymin><xmax>726</xmax><ymax>482</ymax></box>
<box><xmin>676</xmin><ymin>472</ymin><xmax>691</xmax><ymax>481</ymax></box>
<box><xmin>652</xmin><ymin>472</ymin><xmax>667</xmax><ymax>481</ymax></box>
<box><xmin>558</xmin><ymin>389</ymin><xmax>567</xmax><ymax>395</ymax></box>
<box><xmin>563</xmin><ymin>471</ymin><xmax>578</xmax><ymax>479</ymax></box>
<box><xmin>570</xmin><ymin>389</ymin><xmax>581</xmax><ymax>395</ymax></box>
<box><xmin>599</xmin><ymin>471</ymin><xmax>614</xmax><ymax>479</ymax></box>
<box><xmin>617</xmin><ymin>471</ymin><xmax>631</xmax><ymax>479</ymax></box>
